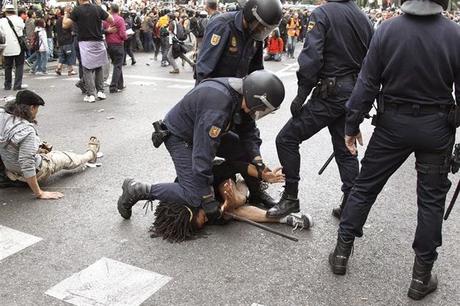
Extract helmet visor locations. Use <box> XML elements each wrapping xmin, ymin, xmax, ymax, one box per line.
<box><xmin>248</xmin><ymin>94</ymin><xmax>277</xmax><ymax>120</ymax></box>
<box><xmin>249</xmin><ymin>7</ymin><xmax>278</xmax><ymax>41</ymax></box>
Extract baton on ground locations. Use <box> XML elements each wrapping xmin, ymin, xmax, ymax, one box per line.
<box><xmin>318</xmin><ymin>152</ymin><xmax>335</xmax><ymax>175</ymax></box>
<box><xmin>224</xmin><ymin>212</ymin><xmax>299</xmax><ymax>242</ymax></box>
<box><xmin>444</xmin><ymin>179</ymin><xmax>460</xmax><ymax>220</ymax></box>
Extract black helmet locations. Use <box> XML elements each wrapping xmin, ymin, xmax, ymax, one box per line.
<box><xmin>242</xmin><ymin>70</ymin><xmax>285</xmax><ymax>120</ymax></box>
<box><xmin>242</xmin><ymin>0</ymin><xmax>283</xmax><ymax>41</ymax></box>
<box><xmin>401</xmin><ymin>0</ymin><xmax>448</xmax><ymax>10</ymax></box>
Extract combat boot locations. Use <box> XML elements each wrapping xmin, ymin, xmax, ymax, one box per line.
<box><xmin>329</xmin><ymin>235</ymin><xmax>354</xmax><ymax>275</ymax></box>
<box><xmin>117</xmin><ymin>178</ymin><xmax>152</xmax><ymax>219</ymax></box>
<box><xmin>407</xmin><ymin>257</ymin><xmax>438</xmax><ymax>300</ymax></box>
<box><xmin>266</xmin><ymin>192</ymin><xmax>300</xmax><ymax>218</ymax></box>
<box><xmin>246</xmin><ymin>178</ymin><xmax>277</xmax><ymax>209</ymax></box>
<box><xmin>332</xmin><ymin>193</ymin><xmax>349</xmax><ymax>219</ymax></box>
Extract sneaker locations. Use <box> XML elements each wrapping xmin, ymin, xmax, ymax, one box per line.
<box><xmin>55</xmin><ymin>69</ymin><xmax>62</xmax><ymax>76</ymax></box>
<box><xmin>286</xmin><ymin>213</ymin><xmax>313</xmax><ymax>231</ymax></box>
<box><xmin>97</xmin><ymin>91</ymin><xmax>106</xmax><ymax>100</ymax></box>
<box><xmin>87</xmin><ymin>136</ymin><xmax>100</xmax><ymax>163</ymax></box>
<box><xmin>24</xmin><ymin>59</ymin><xmax>32</xmax><ymax>67</ymax></box>
<box><xmin>13</xmin><ymin>84</ymin><xmax>28</xmax><ymax>90</ymax></box>
<box><xmin>169</xmin><ymin>69</ymin><xmax>180</xmax><ymax>74</ymax></box>
<box><xmin>35</xmin><ymin>71</ymin><xmax>44</xmax><ymax>75</ymax></box>
<box><xmin>109</xmin><ymin>88</ymin><xmax>122</xmax><ymax>93</ymax></box>
<box><xmin>68</xmin><ymin>70</ymin><xmax>77</xmax><ymax>76</ymax></box>
<box><xmin>84</xmin><ymin>95</ymin><xmax>96</xmax><ymax>103</ymax></box>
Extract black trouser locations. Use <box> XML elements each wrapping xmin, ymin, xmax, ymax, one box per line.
<box><xmin>153</xmin><ymin>37</ymin><xmax>161</xmax><ymax>59</ymax></box>
<box><xmin>107</xmin><ymin>44</ymin><xmax>124</xmax><ymax>91</ymax></box>
<box><xmin>123</xmin><ymin>36</ymin><xmax>135</xmax><ymax>64</ymax></box>
<box><xmin>339</xmin><ymin>109</ymin><xmax>453</xmax><ymax>265</ymax></box>
<box><xmin>4</xmin><ymin>51</ymin><xmax>25</xmax><ymax>90</ymax></box>
<box><xmin>276</xmin><ymin>85</ymin><xmax>359</xmax><ymax>197</ymax></box>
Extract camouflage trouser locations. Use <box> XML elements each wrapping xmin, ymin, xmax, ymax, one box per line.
<box><xmin>6</xmin><ymin>150</ymin><xmax>93</xmax><ymax>182</ymax></box>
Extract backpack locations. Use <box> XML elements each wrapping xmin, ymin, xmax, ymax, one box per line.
<box><xmin>175</xmin><ymin>22</ymin><xmax>187</xmax><ymax>41</ymax></box>
<box><xmin>31</xmin><ymin>31</ymin><xmax>40</xmax><ymax>52</ymax></box>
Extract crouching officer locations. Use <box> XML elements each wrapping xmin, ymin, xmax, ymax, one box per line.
<box><xmin>194</xmin><ymin>0</ymin><xmax>282</xmax><ymax>84</ymax></box>
<box><xmin>328</xmin><ymin>0</ymin><xmax>460</xmax><ymax>300</ymax></box>
<box><xmin>267</xmin><ymin>0</ymin><xmax>373</xmax><ymax>218</ymax></box>
<box><xmin>117</xmin><ymin>70</ymin><xmax>285</xmax><ymax>226</ymax></box>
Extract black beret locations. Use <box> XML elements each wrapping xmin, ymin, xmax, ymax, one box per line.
<box><xmin>15</xmin><ymin>90</ymin><xmax>45</xmax><ymax>106</ymax></box>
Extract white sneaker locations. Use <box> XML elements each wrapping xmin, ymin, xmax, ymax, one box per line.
<box><xmin>84</xmin><ymin>95</ymin><xmax>96</xmax><ymax>103</ymax></box>
<box><xmin>97</xmin><ymin>91</ymin><xmax>106</xmax><ymax>100</ymax></box>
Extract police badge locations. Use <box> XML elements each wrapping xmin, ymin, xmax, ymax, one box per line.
<box><xmin>209</xmin><ymin>126</ymin><xmax>222</xmax><ymax>138</ymax></box>
<box><xmin>211</xmin><ymin>34</ymin><xmax>221</xmax><ymax>46</ymax></box>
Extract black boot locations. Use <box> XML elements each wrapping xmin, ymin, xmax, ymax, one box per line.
<box><xmin>266</xmin><ymin>192</ymin><xmax>300</xmax><ymax>218</ymax></box>
<box><xmin>407</xmin><ymin>257</ymin><xmax>438</xmax><ymax>300</ymax></box>
<box><xmin>328</xmin><ymin>235</ymin><xmax>354</xmax><ymax>275</ymax></box>
<box><xmin>246</xmin><ymin>178</ymin><xmax>277</xmax><ymax>209</ymax></box>
<box><xmin>332</xmin><ymin>193</ymin><xmax>349</xmax><ymax>219</ymax></box>
<box><xmin>117</xmin><ymin>178</ymin><xmax>152</xmax><ymax>219</ymax></box>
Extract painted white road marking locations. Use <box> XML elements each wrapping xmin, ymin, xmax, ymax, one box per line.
<box><xmin>33</xmin><ymin>76</ymin><xmax>57</xmax><ymax>80</ymax></box>
<box><xmin>130</xmin><ymin>81</ymin><xmax>158</xmax><ymax>87</ymax></box>
<box><xmin>45</xmin><ymin>257</ymin><xmax>172</xmax><ymax>306</ymax></box>
<box><xmin>0</xmin><ymin>225</ymin><xmax>42</xmax><ymax>261</ymax></box>
<box><xmin>167</xmin><ymin>84</ymin><xmax>194</xmax><ymax>90</ymax></box>
<box><xmin>124</xmin><ymin>74</ymin><xmax>195</xmax><ymax>84</ymax></box>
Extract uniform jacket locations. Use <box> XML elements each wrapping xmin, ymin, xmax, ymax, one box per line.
<box><xmin>345</xmin><ymin>13</ymin><xmax>460</xmax><ymax>136</ymax></box>
<box><xmin>297</xmin><ymin>0</ymin><xmax>373</xmax><ymax>93</ymax></box>
<box><xmin>164</xmin><ymin>78</ymin><xmax>261</xmax><ymax>197</ymax></box>
<box><xmin>195</xmin><ymin>11</ymin><xmax>264</xmax><ymax>84</ymax></box>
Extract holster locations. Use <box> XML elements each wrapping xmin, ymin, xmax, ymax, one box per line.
<box><xmin>151</xmin><ymin>120</ymin><xmax>170</xmax><ymax>148</ymax></box>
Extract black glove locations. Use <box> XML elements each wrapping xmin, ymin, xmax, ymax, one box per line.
<box><xmin>290</xmin><ymin>86</ymin><xmax>310</xmax><ymax>118</ymax></box>
<box><xmin>202</xmin><ymin>199</ymin><xmax>222</xmax><ymax>224</ymax></box>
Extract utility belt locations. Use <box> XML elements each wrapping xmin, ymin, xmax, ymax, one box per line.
<box><xmin>383</xmin><ymin>103</ymin><xmax>451</xmax><ymax>116</ymax></box>
<box><xmin>151</xmin><ymin>120</ymin><xmax>170</xmax><ymax>148</ymax></box>
<box><xmin>312</xmin><ymin>74</ymin><xmax>357</xmax><ymax>99</ymax></box>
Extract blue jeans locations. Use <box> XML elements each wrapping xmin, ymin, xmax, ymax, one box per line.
<box><xmin>31</xmin><ymin>51</ymin><xmax>47</xmax><ymax>73</ymax></box>
<box><xmin>47</xmin><ymin>38</ymin><xmax>54</xmax><ymax>60</ymax></box>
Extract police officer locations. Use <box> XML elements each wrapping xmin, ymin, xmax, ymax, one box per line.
<box><xmin>193</xmin><ymin>0</ymin><xmax>283</xmax><ymax>209</ymax></box>
<box><xmin>328</xmin><ymin>0</ymin><xmax>460</xmax><ymax>300</ymax></box>
<box><xmin>266</xmin><ymin>0</ymin><xmax>373</xmax><ymax>218</ymax></box>
<box><xmin>194</xmin><ymin>0</ymin><xmax>282</xmax><ymax>84</ymax></box>
<box><xmin>117</xmin><ymin>70</ymin><xmax>285</xmax><ymax>226</ymax></box>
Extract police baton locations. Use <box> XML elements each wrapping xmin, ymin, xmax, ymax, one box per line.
<box><xmin>444</xmin><ymin>179</ymin><xmax>460</xmax><ymax>220</ymax></box>
<box><xmin>224</xmin><ymin>212</ymin><xmax>299</xmax><ymax>242</ymax></box>
<box><xmin>318</xmin><ymin>152</ymin><xmax>335</xmax><ymax>175</ymax></box>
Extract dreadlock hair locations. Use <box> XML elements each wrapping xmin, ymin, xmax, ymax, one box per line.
<box><xmin>149</xmin><ymin>202</ymin><xmax>200</xmax><ymax>243</ymax></box>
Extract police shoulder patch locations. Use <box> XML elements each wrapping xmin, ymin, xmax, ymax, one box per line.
<box><xmin>211</xmin><ymin>34</ymin><xmax>221</xmax><ymax>46</ymax></box>
<box><xmin>307</xmin><ymin>21</ymin><xmax>316</xmax><ymax>32</ymax></box>
<box><xmin>209</xmin><ymin>126</ymin><xmax>222</xmax><ymax>138</ymax></box>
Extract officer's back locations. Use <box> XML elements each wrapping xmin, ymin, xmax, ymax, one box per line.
<box><xmin>300</xmin><ymin>0</ymin><xmax>373</xmax><ymax>79</ymax></box>
<box><xmin>375</xmin><ymin>14</ymin><xmax>460</xmax><ymax>105</ymax></box>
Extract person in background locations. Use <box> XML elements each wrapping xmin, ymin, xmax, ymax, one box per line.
<box><xmin>55</xmin><ymin>6</ymin><xmax>76</xmax><ymax>76</ymax></box>
<box><xmin>0</xmin><ymin>5</ymin><xmax>27</xmax><ymax>90</ymax></box>
<box><xmin>286</xmin><ymin>12</ymin><xmax>300</xmax><ymax>59</ymax></box>
<box><xmin>103</xmin><ymin>4</ymin><xmax>127</xmax><ymax>94</ymax></box>
<box><xmin>123</xmin><ymin>9</ymin><xmax>136</xmax><ymax>66</ymax></box>
<box><xmin>264</xmin><ymin>29</ymin><xmax>283</xmax><ymax>62</ymax></box>
<box><xmin>30</xmin><ymin>19</ymin><xmax>48</xmax><ymax>75</ymax></box>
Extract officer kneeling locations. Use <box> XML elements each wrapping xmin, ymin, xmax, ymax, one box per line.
<box><xmin>117</xmin><ymin>70</ymin><xmax>285</xmax><ymax>231</ymax></box>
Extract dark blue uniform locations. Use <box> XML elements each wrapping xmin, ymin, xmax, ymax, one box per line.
<box><xmin>150</xmin><ymin>78</ymin><xmax>261</xmax><ymax>208</ymax></box>
<box><xmin>276</xmin><ymin>0</ymin><xmax>373</xmax><ymax>197</ymax></box>
<box><xmin>194</xmin><ymin>11</ymin><xmax>264</xmax><ymax>84</ymax></box>
<box><xmin>339</xmin><ymin>13</ymin><xmax>460</xmax><ymax>265</ymax></box>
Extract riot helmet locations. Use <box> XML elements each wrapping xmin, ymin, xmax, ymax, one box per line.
<box><xmin>401</xmin><ymin>0</ymin><xmax>448</xmax><ymax>10</ymax></box>
<box><xmin>242</xmin><ymin>0</ymin><xmax>283</xmax><ymax>41</ymax></box>
<box><xmin>242</xmin><ymin>70</ymin><xmax>285</xmax><ymax>120</ymax></box>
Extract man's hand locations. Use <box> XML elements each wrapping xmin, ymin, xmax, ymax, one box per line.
<box><xmin>37</xmin><ymin>191</ymin><xmax>64</xmax><ymax>200</ymax></box>
<box><xmin>290</xmin><ymin>94</ymin><xmax>306</xmax><ymax>118</ymax></box>
<box><xmin>262</xmin><ymin>167</ymin><xmax>285</xmax><ymax>183</ymax></box>
<box><xmin>345</xmin><ymin>132</ymin><xmax>363</xmax><ymax>156</ymax></box>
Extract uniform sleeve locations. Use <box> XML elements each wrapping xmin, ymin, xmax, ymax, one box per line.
<box><xmin>249</xmin><ymin>41</ymin><xmax>264</xmax><ymax>74</ymax></box>
<box><xmin>235</xmin><ymin>112</ymin><xmax>262</xmax><ymax>159</ymax></box>
<box><xmin>192</xmin><ymin>110</ymin><xmax>229</xmax><ymax>199</ymax></box>
<box><xmin>296</xmin><ymin>10</ymin><xmax>328</xmax><ymax>93</ymax></box>
<box><xmin>195</xmin><ymin>19</ymin><xmax>232</xmax><ymax>83</ymax></box>
<box><xmin>345</xmin><ymin>30</ymin><xmax>382</xmax><ymax>136</ymax></box>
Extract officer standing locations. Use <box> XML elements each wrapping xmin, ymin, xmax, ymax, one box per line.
<box><xmin>267</xmin><ymin>0</ymin><xmax>373</xmax><ymax>218</ymax></box>
<box><xmin>194</xmin><ymin>0</ymin><xmax>282</xmax><ymax>84</ymax></box>
<box><xmin>117</xmin><ymin>70</ymin><xmax>285</xmax><ymax>226</ymax></box>
<box><xmin>193</xmin><ymin>0</ymin><xmax>283</xmax><ymax>209</ymax></box>
<box><xmin>328</xmin><ymin>0</ymin><xmax>460</xmax><ymax>300</ymax></box>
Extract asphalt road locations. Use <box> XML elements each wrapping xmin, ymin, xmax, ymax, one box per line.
<box><xmin>0</xmin><ymin>52</ymin><xmax>459</xmax><ymax>306</ymax></box>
